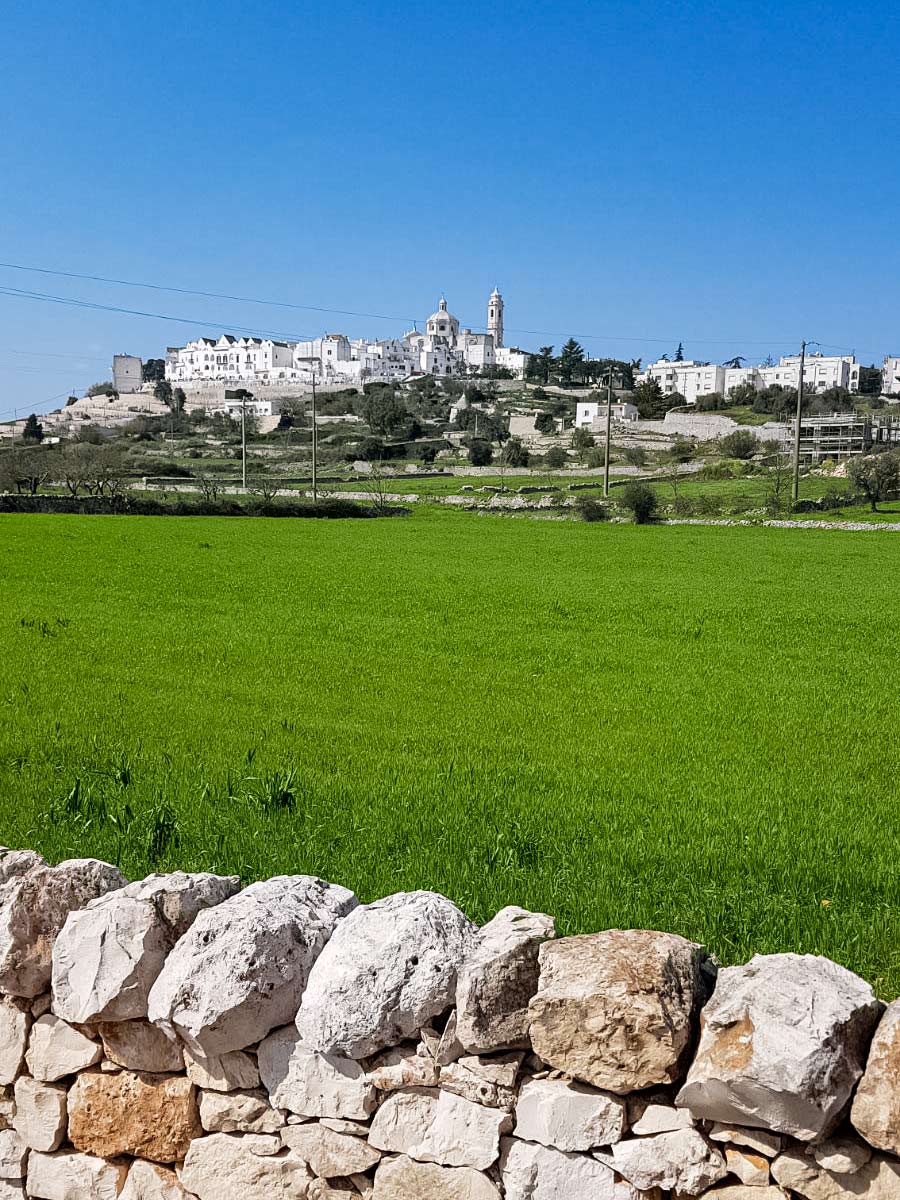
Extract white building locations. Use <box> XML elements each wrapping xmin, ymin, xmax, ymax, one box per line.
<box><xmin>758</xmin><ymin>353</ymin><xmax>859</xmax><ymax>393</ymax></box>
<box><xmin>882</xmin><ymin>356</ymin><xmax>900</xmax><ymax>396</ymax></box>
<box><xmin>575</xmin><ymin>400</ymin><xmax>639</xmax><ymax>428</ymax></box>
<box><xmin>166</xmin><ymin>335</ymin><xmax>296</xmax><ymax>384</ymax></box>
<box><xmin>636</xmin><ymin>352</ymin><xmax>860</xmax><ymax>406</ymax></box>
<box><xmin>637</xmin><ymin>360</ymin><xmax>726</xmax><ymax>405</ymax></box>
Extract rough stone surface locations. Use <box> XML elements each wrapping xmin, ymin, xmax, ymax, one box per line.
<box><xmin>528</xmin><ymin>930</ymin><xmax>710</xmax><ymax>1093</ymax></box>
<box><xmin>440</xmin><ymin>1053</ymin><xmax>521</xmax><ymax>1110</ymax></box>
<box><xmin>12</xmin><ymin>1077</ymin><xmax>66</xmax><ymax>1152</ymax></box>
<box><xmin>0</xmin><ymin>860</ymin><xmax>127</xmax><ymax>998</ymax></box>
<box><xmin>98</xmin><ymin>1020</ymin><xmax>185</xmax><ymax>1073</ymax></box>
<box><xmin>513</xmin><ymin>1077</ymin><xmax>626</xmax><ymax>1151</ymax></box>
<box><xmin>677</xmin><ymin>954</ymin><xmax>882</xmax><ymax>1140</ymax></box>
<box><xmin>813</xmin><ymin>1137</ymin><xmax>871</xmax><ymax>1174</ymax></box>
<box><xmin>372</xmin><ymin>1154</ymin><xmax>501</xmax><ymax>1198</ymax></box>
<box><xmin>726</xmin><ymin>1147</ymin><xmax>771</xmax><ymax>1186</ymax></box>
<box><xmin>704</xmin><ymin>1189</ymin><xmax>788</xmax><ymax>1200</ymax></box>
<box><xmin>772</xmin><ymin>1150</ymin><xmax>900</xmax><ymax>1200</ymax></box>
<box><xmin>281</xmin><ymin>1121</ymin><xmax>381</xmax><ymax>1176</ymax></box>
<box><xmin>52</xmin><ymin>872</ymin><xmax>239</xmax><ymax>1025</ymax></box>
<box><xmin>296</xmin><ymin>891</ymin><xmax>477</xmax><ymax>1059</ymax></box>
<box><xmin>120</xmin><ymin>1160</ymin><xmax>192</xmax><ymax>1199</ymax></box>
<box><xmin>67</xmin><ymin>1068</ymin><xmax>200</xmax><ymax>1162</ymax></box>
<box><xmin>26</xmin><ymin>1149</ymin><xmax>128</xmax><ymax>1200</ymax></box>
<box><xmin>0</xmin><ymin>999</ymin><xmax>30</xmax><ymax>1085</ymax></box>
<box><xmin>455</xmin><ymin>906</ymin><xmax>555</xmax><ymax>1053</ymax></box>
<box><xmin>366</xmin><ymin>1045</ymin><xmax>439</xmax><ymax>1092</ymax></box>
<box><xmin>0</xmin><ymin>851</ymin><xmax>45</xmax><ymax>887</ymax></box>
<box><xmin>851</xmin><ymin>998</ymin><xmax>900</xmax><ymax>1155</ymax></box>
<box><xmin>258</xmin><ymin>1025</ymin><xmax>375</xmax><ymax>1119</ymax></box>
<box><xmin>0</xmin><ymin>1129</ymin><xmax>26</xmax><ymax>1179</ymax></box>
<box><xmin>180</xmin><ymin>1132</ymin><xmax>314</xmax><ymax>1199</ymax></box>
<box><xmin>708</xmin><ymin>1125</ymin><xmax>782</xmax><ymax>1156</ymax></box>
<box><xmin>184</xmin><ymin>1047</ymin><xmax>259</xmax><ymax>1091</ymax></box>
<box><xmin>0</xmin><ymin>1183</ymin><xmax>23</xmax><ymax>1199</ymax></box>
<box><xmin>500</xmin><ymin>1136</ymin><xmax>640</xmax><ymax>1200</ymax></box>
<box><xmin>198</xmin><ymin>1087</ymin><xmax>283</xmax><ymax>1134</ymax></box>
<box><xmin>631</xmin><ymin>1102</ymin><xmax>694</xmax><ymax>1134</ymax></box>
<box><xmin>368</xmin><ymin>1087</ymin><xmax>511</xmax><ymax>1171</ymax></box>
<box><xmin>596</xmin><ymin>1128</ymin><xmax>727</xmax><ymax>1194</ymax></box>
<box><xmin>25</xmin><ymin>1014</ymin><xmax>101</xmax><ymax>1080</ymax></box>
<box><xmin>148</xmin><ymin>875</ymin><xmax>357</xmax><ymax>1055</ymax></box>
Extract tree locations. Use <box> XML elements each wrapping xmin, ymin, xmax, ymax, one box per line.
<box><xmin>141</xmin><ymin>359</ymin><xmax>166</xmax><ymax>383</ymax></box>
<box><xmin>529</xmin><ymin>346</ymin><xmax>555</xmax><ymax>384</ymax></box>
<box><xmin>558</xmin><ymin>339</ymin><xmax>585</xmax><ymax>386</ymax></box>
<box><xmin>534</xmin><ymin>411</ymin><xmax>557</xmax><ymax>435</ymax></box>
<box><xmin>720</xmin><ymin>430</ymin><xmax>758</xmax><ymax>460</ymax></box>
<box><xmin>357</xmin><ymin>437</ymin><xmax>385</xmax><ymax>462</ymax></box>
<box><xmin>544</xmin><ymin>447</ymin><xmax>567</xmax><ymax>469</ymax></box>
<box><xmin>722</xmin><ymin>356</ymin><xmax>745</xmax><ymax>369</ymax></box>
<box><xmin>674</xmin><ymin>342</ymin><xmax>685</xmax><ymax>362</ymax></box>
<box><xmin>361</xmin><ymin>388</ymin><xmax>408</xmax><ymax>436</ymax></box>
<box><xmin>620</xmin><ymin>481</ymin><xmax>658</xmax><ymax>523</ymax></box>
<box><xmin>727</xmin><ymin>381</ymin><xmax>758</xmax><ymax>407</ymax></box>
<box><xmin>154</xmin><ymin>380</ymin><xmax>174</xmax><ymax>407</ymax></box>
<box><xmin>623</xmin><ymin>446</ymin><xmax>647</xmax><ymax>468</ymax></box>
<box><xmin>848</xmin><ymin>451</ymin><xmax>900</xmax><ymax>512</ymax></box>
<box><xmin>0</xmin><ymin>446</ymin><xmax>52</xmax><ymax>495</ymax></box>
<box><xmin>172</xmin><ymin>387</ymin><xmax>186</xmax><ymax>414</ymax></box>
<box><xmin>694</xmin><ymin>392</ymin><xmax>725</xmax><ymax>411</ymax></box>
<box><xmin>859</xmin><ymin>365</ymin><xmax>883</xmax><ymax>395</ymax></box>
<box><xmin>467</xmin><ymin>439</ymin><xmax>493</xmax><ymax>466</ymax></box>
<box><xmin>501</xmin><ymin>438</ymin><xmax>530</xmax><ymax>467</ymax></box>
<box><xmin>87</xmin><ymin>381</ymin><xmax>116</xmax><ymax>397</ymax></box>
<box><xmin>631</xmin><ymin>378</ymin><xmax>674</xmax><ymax>419</ymax></box>
<box><xmin>22</xmin><ymin>414</ymin><xmax>44</xmax><ymax>443</ymax></box>
<box><xmin>668</xmin><ymin>437</ymin><xmax>695</xmax><ymax>464</ymax></box>
<box><xmin>572</xmin><ymin>426</ymin><xmax>595</xmax><ymax>455</ymax></box>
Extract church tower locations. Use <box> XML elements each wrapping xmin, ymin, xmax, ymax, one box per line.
<box><xmin>487</xmin><ymin>287</ymin><xmax>504</xmax><ymax>348</ymax></box>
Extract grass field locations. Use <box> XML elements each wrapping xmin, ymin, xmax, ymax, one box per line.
<box><xmin>2</xmin><ymin>510</ymin><xmax>899</xmax><ymax>993</ymax></box>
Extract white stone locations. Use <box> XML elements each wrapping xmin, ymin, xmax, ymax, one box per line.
<box><xmin>0</xmin><ymin>1129</ymin><xmax>26</xmax><ymax>1179</ymax></box>
<box><xmin>12</xmin><ymin>1077</ymin><xmax>66</xmax><ymax>1152</ymax></box>
<box><xmin>513</xmin><ymin>1077</ymin><xmax>625</xmax><ymax>1151</ymax></box>
<box><xmin>0</xmin><ymin>859</ymin><xmax>126</xmax><ymax>998</ymax></box>
<box><xmin>455</xmin><ymin>906</ymin><xmax>555</xmax><ymax>1053</ymax></box>
<box><xmin>368</xmin><ymin>1087</ymin><xmax>510</xmax><ymax>1171</ymax></box>
<box><xmin>500</xmin><ymin>1136</ymin><xmax>640</xmax><ymax>1200</ymax></box>
<box><xmin>439</xmin><ymin>1053</ymin><xmax>520</xmax><ymax>1110</ymax></box>
<box><xmin>851</xmin><ymin>998</ymin><xmax>900</xmax><ymax>1155</ymax></box>
<box><xmin>813</xmin><ymin>1136</ymin><xmax>871</xmax><ymax>1174</ymax></box>
<box><xmin>319</xmin><ymin>1118</ymin><xmax>369</xmax><ymax>1136</ymax></box>
<box><xmin>52</xmin><ymin>872</ymin><xmax>239</xmax><ymax>1025</ymax></box>
<box><xmin>726</xmin><ymin>1147</ymin><xmax>771</xmax><ymax>1186</ymax></box>
<box><xmin>281</xmin><ymin>1122</ymin><xmax>381</xmax><ymax>1175</ymax></box>
<box><xmin>25</xmin><ymin>1014</ymin><xmax>101</xmax><ymax>1080</ymax></box>
<box><xmin>148</xmin><ymin>876</ymin><xmax>357</xmax><ymax>1056</ymax></box>
<box><xmin>704</xmin><ymin>1189</ymin><xmax>788</xmax><ymax>1200</ymax></box>
<box><xmin>0</xmin><ymin>999</ymin><xmax>29</xmax><ymax>1085</ymax></box>
<box><xmin>372</xmin><ymin>1154</ymin><xmax>501</xmax><ymax>1198</ymax></box>
<box><xmin>258</xmin><ymin>1025</ymin><xmax>375</xmax><ymax>1119</ymax></box>
<box><xmin>184</xmin><ymin>1047</ymin><xmax>259</xmax><ymax>1091</ymax></box>
<box><xmin>120</xmin><ymin>1160</ymin><xmax>191</xmax><ymax>1200</ymax></box>
<box><xmin>772</xmin><ymin>1150</ymin><xmax>900</xmax><ymax>1200</ymax></box>
<box><xmin>0</xmin><ymin>851</ymin><xmax>44</xmax><ymax>886</ymax></box>
<box><xmin>596</xmin><ymin>1128</ymin><xmax>727</xmax><ymax>1194</ymax></box>
<box><xmin>199</xmin><ymin>1088</ymin><xmax>283</xmax><ymax>1134</ymax></box>
<box><xmin>180</xmin><ymin>1131</ymin><xmax>313</xmax><ymax>1199</ymax></box>
<box><xmin>0</xmin><ymin>1181</ymin><xmax>24</xmax><ymax>1198</ymax></box>
<box><xmin>631</xmin><ymin>1102</ymin><xmax>695</xmax><ymax>1134</ymax></box>
<box><xmin>26</xmin><ymin>1149</ymin><xmax>128</xmax><ymax>1199</ymax></box>
<box><xmin>240</xmin><ymin>1133</ymin><xmax>282</xmax><ymax>1155</ymax></box>
<box><xmin>296</xmin><ymin>891</ymin><xmax>477</xmax><ymax>1059</ymax></box>
<box><xmin>677</xmin><ymin>954</ymin><xmax>882</xmax><ymax>1140</ymax></box>
<box><xmin>709</xmin><ymin>1125</ymin><xmax>783</xmax><ymax>1156</ymax></box>
<box><xmin>366</xmin><ymin>1045</ymin><xmax>439</xmax><ymax>1092</ymax></box>
<box><xmin>98</xmin><ymin>1020</ymin><xmax>185</xmax><ymax>1073</ymax></box>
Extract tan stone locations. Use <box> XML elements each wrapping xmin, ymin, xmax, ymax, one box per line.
<box><xmin>198</xmin><ymin>1088</ymin><xmax>283</xmax><ymax>1134</ymax></box>
<box><xmin>703</xmin><ymin>1189</ymin><xmax>787</xmax><ymax>1200</ymax></box>
<box><xmin>184</xmin><ymin>1047</ymin><xmax>259</xmax><ymax>1091</ymax></box>
<box><xmin>180</xmin><ymin>1132</ymin><xmax>314</xmax><ymax>1199</ymax></box>
<box><xmin>373</xmin><ymin>1153</ymin><xmax>501</xmax><ymax>1198</ymax></box>
<box><xmin>12</xmin><ymin>1077</ymin><xmax>66</xmax><ymax>1152</ymax></box>
<box><xmin>726</xmin><ymin>1148</ymin><xmax>771</xmax><ymax>1186</ymax></box>
<box><xmin>0</xmin><ymin>999</ymin><xmax>30</xmax><ymax>1087</ymax></box>
<box><xmin>365</xmin><ymin>1044</ymin><xmax>439</xmax><ymax>1092</ymax></box>
<box><xmin>772</xmin><ymin>1151</ymin><xmax>900</xmax><ymax>1200</ymax></box>
<box><xmin>98</xmin><ymin>1020</ymin><xmax>184</xmax><ymax>1073</ymax></box>
<box><xmin>851</xmin><ymin>999</ymin><xmax>900</xmax><ymax>1155</ymax></box>
<box><xmin>528</xmin><ymin>930</ymin><xmax>709</xmax><ymax>1093</ymax></box>
<box><xmin>440</xmin><ymin>1053</ymin><xmax>521</xmax><ymax>1110</ymax></box>
<box><xmin>708</xmin><ymin>1125</ymin><xmax>782</xmax><ymax>1157</ymax></box>
<box><xmin>67</xmin><ymin>1068</ymin><xmax>200</xmax><ymax>1163</ymax></box>
<box><xmin>121</xmin><ymin>1161</ymin><xmax>191</xmax><ymax>1200</ymax></box>
<box><xmin>281</xmin><ymin>1121</ymin><xmax>381</xmax><ymax>1176</ymax></box>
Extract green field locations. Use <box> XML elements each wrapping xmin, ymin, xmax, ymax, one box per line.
<box><xmin>2</xmin><ymin>510</ymin><xmax>899</xmax><ymax>993</ymax></box>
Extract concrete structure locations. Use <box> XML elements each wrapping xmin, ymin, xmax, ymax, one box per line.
<box><xmin>575</xmin><ymin>400</ymin><xmax>639</xmax><ymax>429</ymax></box>
<box><xmin>759</xmin><ymin>353</ymin><xmax>860</xmax><ymax>394</ymax></box>
<box><xmin>112</xmin><ymin>354</ymin><xmax>142</xmax><ymax>395</ymax></box>
<box><xmin>883</xmin><ymin>356</ymin><xmax>900</xmax><ymax>396</ymax></box>
<box><xmin>637</xmin><ymin>353</ymin><xmax>861</xmax><ymax>406</ymax></box>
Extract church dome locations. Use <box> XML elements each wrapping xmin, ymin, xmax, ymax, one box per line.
<box><xmin>426</xmin><ymin>296</ymin><xmax>459</xmax><ymax>340</ymax></box>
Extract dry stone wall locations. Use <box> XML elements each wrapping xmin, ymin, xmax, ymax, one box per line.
<box><xmin>0</xmin><ymin>849</ymin><xmax>898</xmax><ymax>1199</ymax></box>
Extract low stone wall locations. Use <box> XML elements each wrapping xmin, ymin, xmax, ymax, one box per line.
<box><xmin>661</xmin><ymin>411</ymin><xmax>785</xmax><ymax>442</ymax></box>
<box><xmin>0</xmin><ymin>850</ymin><xmax>897</xmax><ymax>1199</ymax></box>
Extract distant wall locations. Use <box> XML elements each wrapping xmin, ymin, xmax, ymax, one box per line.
<box><xmin>663</xmin><ymin>410</ymin><xmax>786</xmax><ymax>441</ymax></box>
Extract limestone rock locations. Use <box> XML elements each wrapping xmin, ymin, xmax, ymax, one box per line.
<box><xmin>513</xmin><ymin>1077</ymin><xmax>626</xmax><ymax>1151</ymax></box>
<box><xmin>52</xmin><ymin>872</ymin><xmax>240</xmax><ymax>1025</ymax></box>
<box><xmin>309</xmin><ymin>1181</ymin><xmax>357</xmax><ymax>1200</ymax></box>
<box><xmin>184</xmin><ymin>1047</ymin><xmax>259</xmax><ymax>1091</ymax></box>
<box><xmin>0</xmin><ymin>1094</ymin><xmax>14</xmax><ymax>1132</ymax></box>
<box><xmin>365</xmin><ymin>1044</ymin><xmax>439</xmax><ymax>1092</ymax></box>
<box><xmin>98</xmin><ymin>1020</ymin><xmax>184</xmax><ymax>1073</ymax></box>
<box><xmin>632</xmin><ymin>1102</ymin><xmax>695</xmax><ymax>1134</ymax></box>
<box><xmin>596</xmin><ymin>1128</ymin><xmax>727</xmax><ymax>1194</ymax></box>
<box><xmin>0</xmin><ymin>859</ymin><xmax>126</xmax><ymax>998</ymax></box>
<box><xmin>528</xmin><ymin>929</ymin><xmax>710</xmax><ymax>1093</ymax></box>
<box><xmin>772</xmin><ymin>1150</ymin><xmax>900</xmax><ymax>1200</ymax></box>
<box><xmin>851</xmin><ymin>998</ymin><xmax>900</xmax><ymax>1155</ymax></box>
<box><xmin>259</xmin><ymin>1025</ymin><xmax>376</xmax><ymax>1119</ymax></box>
<box><xmin>180</xmin><ymin>1132</ymin><xmax>314</xmax><ymax>1199</ymax></box>
<box><xmin>455</xmin><ymin>906</ymin><xmax>555</xmax><ymax>1053</ymax></box>
<box><xmin>199</xmin><ymin>1088</ymin><xmax>283</xmax><ymax>1134</ymax></box>
<box><xmin>281</xmin><ymin>1121</ymin><xmax>381</xmax><ymax>1176</ymax></box>
<box><xmin>0</xmin><ymin>851</ymin><xmax>44</xmax><ymax>886</ymax></box>
<box><xmin>120</xmin><ymin>1161</ymin><xmax>192</xmax><ymax>1200</ymax></box>
<box><xmin>67</xmin><ymin>1068</ymin><xmax>200</xmax><ymax>1162</ymax></box>
<box><xmin>373</xmin><ymin>1154</ymin><xmax>501</xmax><ymax>1198</ymax></box>
<box><xmin>709</xmin><ymin>1125</ymin><xmax>782</xmax><ymax>1156</ymax></box>
<box><xmin>440</xmin><ymin>1053</ymin><xmax>521</xmax><ymax>1110</ymax></box>
<box><xmin>813</xmin><ymin>1137</ymin><xmax>871</xmax><ymax>1174</ymax></box>
<box><xmin>296</xmin><ymin>891</ymin><xmax>477</xmax><ymax>1059</ymax></box>
<box><xmin>0</xmin><ymin>1129</ymin><xmax>26</xmax><ymax>1179</ymax></box>
<box><xmin>677</xmin><ymin>954</ymin><xmax>882</xmax><ymax>1140</ymax></box>
<box><xmin>26</xmin><ymin>1150</ymin><xmax>129</xmax><ymax>1200</ymax></box>
<box><xmin>25</xmin><ymin>1014</ymin><xmax>101</xmax><ymax>1080</ymax></box>
<box><xmin>500</xmin><ymin>1136</ymin><xmax>640</xmax><ymax>1200</ymax></box>
<box><xmin>368</xmin><ymin>1087</ymin><xmax>511</xmax><ymax>1171</ymax></box>
<box><xmin>0</xmin><ymin>1183</ymin><xmax>24</xmax><ymax>1199</ymax></box>
<box><xmin>12</xmin><ymin>1077</ymin><xmax>66</xmax><ymax>1152</ymax></box>
<box><xmin>0</xmin><ymin>999</ymin><xmax>30</xmax><ymax>1085</ymax></box>
<box><xmin>320</xmin><ymin>1118</ymin><xmax>369</xmax><ymax>1136</ymax></box>
<box><xmin>726</xmin><ymin>1148</ymin><xmax>771</xmax><ymax>1186</ymax></box>
<box><xmin>704</xmin><ymin>1189</ymin><xmax>788</xmax><ymax>1200</ymax></box>
<box><xmin>148</xmin><ymin>875</ymin><xmax>357</xmax><ymax>1055</ymax></box>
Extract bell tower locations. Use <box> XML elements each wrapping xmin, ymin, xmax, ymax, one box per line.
<box><xmin>487</xmin><ymin>287</ymin><xmax>504</xmax><ymax>349</ymax></box>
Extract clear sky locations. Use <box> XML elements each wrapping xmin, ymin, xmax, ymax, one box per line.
<box><xmin>3</xmin><ymin>0</ymin><xmax>899</xmax><ymax>416</ymax></box>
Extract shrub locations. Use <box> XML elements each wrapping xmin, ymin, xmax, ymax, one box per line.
<box><xmin>720</xmin><ymin>430</ymin><xmax>758</xmax><ymax>460</ymax></box>
<box><xmin>623</xmin><ymin>447</ymin><xmax>647</xmax><ymax>468</ymax></box>
<box><xmin>574</xmin><ymin>495</ymin><xmax>608</xmax><ymax>522</ymax></box>
<box><xmin>698</xmin><ymin>461</ymin><xmax>735</xmax><ymax>481</ymax></box>
<box><xmin>672</xmin><ymin>495</ymin><xmax>695</xmax><ymax>515</ymax></box>
<box><xmin>619</xmin><ymin>481</ymin><xmax>658</xmax><ymax>523</ymax></box>
<box><xmin>585</xmin><ymin>447</ymin><xmax>605</xmax><ymax>469</ymax></box>
<box><xmin>501</xmin><ymin>438</ymin><xmax>530</xmax><ymax>467</ymax></box>
<box><xmin>544</xmin><ymin>447</ymin><xmax>567</xmax><ymax>470</ymax></box>
<box><xmin>695</xmin><ymin>495</ymin><xmax>722</xmax><ymax>516</ymax></box>
<box><xmin>467</xmin><ymin>439</ymin><xmax>493</xmax><ymax>466</ymax></box>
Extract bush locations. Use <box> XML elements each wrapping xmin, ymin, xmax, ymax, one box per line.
<box><xmin>574</xmin><ymin>495</ymin><xmax>608</xmax><ymax>522</ymax></box>
<box><xmin>622</xmin><ymin>447</ymin><xmax>647</xmax><ymax>468</ymax></box>
<box><xmin>698</xmin><ymin>461</ymin><xmax>735</xmax><ymax>481</ymax></box>
<box><xmin>695</xmin><ymin>495</ymin><xmax>722</xmax><ymax>516</ymax></box>
<box><xmin>672</xmin><ymin>495</ymin><xmax>695</xmax><ymax>515</ymax></box>
<box><xmin>467</xmin><ymin>439</ymin><xmax>493</xmax><ymax>466</ymax></box>
<box><xmin>619</xmin><ymin>481</ymin><xmax>658</xmax><ymax>523</ymax></box>
<box><xmin>720</xmin><ymin>430</ymin><xmax>758</xmax><ymax>460</ymax></box>
<box><xmin>792</xmin><ymin>499</ymin><xmax>819</xmax><ymax>513</ymax></box>
<box><xmin>585</xmin><ymin>447</ymin><xmax>605</xmax><ymax>469</ymax></box>
<box><xmin>501</xmin><ymin>438</ymin><xmax>530</xmax><ymax>467</ymax></box>
<box><xmin>544</xmin><ymin>447</ymin><xmax>567</xmax><ymax>470</ymax></box>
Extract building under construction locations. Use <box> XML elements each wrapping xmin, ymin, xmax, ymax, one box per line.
<box><xmin>783</xmin><ymin>413</ymin><xmax>900</xmax><ymax>463</ymax></box>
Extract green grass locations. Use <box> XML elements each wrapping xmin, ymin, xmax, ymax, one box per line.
<box><xmin>2</xmin><ymin>511</ymin><xmax>900</xmax><ymax>993</ymax></box>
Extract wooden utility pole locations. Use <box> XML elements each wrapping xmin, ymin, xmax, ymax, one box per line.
<box><xmin>791</xmin><ymin>341</ymin><xmax>809</xmax><ymax>503</ymax></box>
<box><xmin>241</xmin><ymin>393</ymin><xmax>247</xmax><ymax>491</ymax></box>
<box><xmin>311</xmin><ymin>376</ymin><xmax>318</xmax><ymax>501</ymax></box>
<box><xmin>603</xmin><ymin>366</ymin><xmax>614</xmax><ymax>498</ymax></box>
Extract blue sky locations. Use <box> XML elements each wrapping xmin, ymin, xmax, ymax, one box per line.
<box><xmin>3</xmin><ymin>0</ymin><xmax>899</xmax><ymax>416</ymax></box>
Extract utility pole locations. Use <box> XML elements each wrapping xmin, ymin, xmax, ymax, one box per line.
<box><xmin>241</xmin><ymin>393</ymin><xmax>247</xmax><ymax>491</ymax></box>
<box><xmin>791</xmin><ymin>340</ymin><xmax>815</xmax><ymax>503</ymax></box>
<box><xmin>311</xmin><ymin>375</ymin><xmax>318</xmax><ymax>502</ymax></box>
<box><xmin>603</xmin><ymin>365</ymin><xmax>614</xmax><ymax>498</ymax></box>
